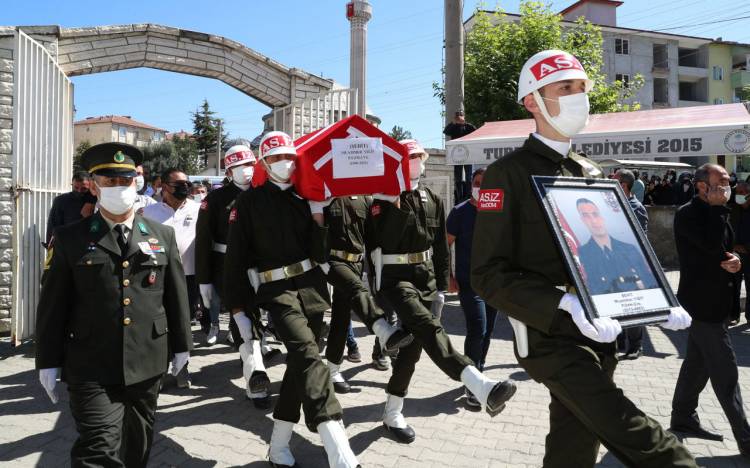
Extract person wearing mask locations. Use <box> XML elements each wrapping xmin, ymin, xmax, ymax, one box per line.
<box><xmin>137</xmin><ymin>166</ymin><xmax>154</xmax><ymax>197</ymax></box>
<box><xmin>224</xmin><ymin>131</ymin><xmax>360</xmax><ymax>468</ymax></box>
<box><xmin>644</xmin><ymin>180</ymin><xmax>657</xmax><ymax>206</ymax></box>
<box><xmin>322</xmin><ymin>193</ymin><xmax>413</xmax><ymax>394</ymax></box>
<box><xmin>134</xmin><ymin>165</ymin><xmax>157</xmax><ymax>212</ymax></box>
<box><xmin>35</xmin><ymin>142</ymin><xmax>192</xmax><ymax>467</ymax></box>
<box><xmin>671</xmin><ymin>164</ymin><xmax>750</xmax><ymax>459</ymax></box>
<box><xmin>730</xmin><ymin>182</ymin><xmax>750</xmax><ymax>325</ymax></box>
<box><xmin>446</xmin><ymin>167</ymin><xmax>499</xmax><ymax>409</ymax></box>
<box><xmin>45</xmin><ymin>172</ymin><xmax>97</xmax><ymax>245</ymax></box>
<box><xmin>613</xmin><ymin>169</ymin><xmax>649</xmax><ymax>360</ymax></box>
<box><xmin>142</xmin><ymin>169</ymin><xmax>200</xmax><ymax>388</ymax></box>
<box><xmin>675</xmin><ymin>174</ymin><xmax>695</xmax><ymax>206</ymax></box>
<box><xmin>151</xmin><ymin>175</ymin><xmax>163</xmax><ymax>202</ymax></box>
<box><xmin>471</xmin><ymin>50</ymin><xmax>694</xmax><ymax>467</ymax></box>
<box><xmin>631</xmin><ymin>169</ymin><xmax>645</xmax><ymax>203</ymax></box>
<box><xmin>191</xmin><ymin>183</ymin><xmax>208</xmax><ymax>203</ymax></box>
<box><xmin>443</xmin><ymin>110</ymin><xmax>477</xmax><ymax>202</ymax></box>
<box><xmin>195</xmin><ymin>145</ymin><xmax>272</xmax><ymax>408</ymax></box>
<box><xmin>368</xmin><ymin>138</ymin><xmax>517</xmax><ymax>444</ymax></box>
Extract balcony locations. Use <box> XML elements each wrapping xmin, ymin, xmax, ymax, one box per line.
<box><xmin>678</xmin><ymin>66</ymin><xmax>708</xmax><ymax>82</ymax></box>
<box><xmin>732</xmin><ymin>69</ymin><xmax>750</xmax><ymax>89</ymax></box>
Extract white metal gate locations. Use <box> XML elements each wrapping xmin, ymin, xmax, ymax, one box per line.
<box><xmin>11</xmin><ymin>30</ymin><xmax>74</xmax><ymax>344</ymax></box>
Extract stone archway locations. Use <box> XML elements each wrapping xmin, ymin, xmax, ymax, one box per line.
<box><xmin>57</xmin><ymin>24</ymin><xmax>332</xmax><ymax>107</ymax></box>
<box><xmin>0</xmin><ymin>24</ymin><xmax>341</xmax><ymax>337</ymax></box>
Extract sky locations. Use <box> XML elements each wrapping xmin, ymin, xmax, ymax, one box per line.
<box><xmin>2</xmin><ymin>0</ymin><xmax>749</xmax><ymax>150</ymax></box>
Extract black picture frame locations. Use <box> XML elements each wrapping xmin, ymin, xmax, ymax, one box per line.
<box><xmin>531</xmin><ymin>176</ymin><xmax>677</xmax><ymax>327</ymax></box>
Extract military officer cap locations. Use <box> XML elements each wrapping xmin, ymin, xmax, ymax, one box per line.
<box><xmin>80</xmin><ymin>142</ymin><xmax>143</xmax><ymax>178</ymax></box>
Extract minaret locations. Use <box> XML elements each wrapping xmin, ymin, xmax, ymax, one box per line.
<box><xmin>346</xmin><ymin>1</ymin><xmax>372</xmax><ymax>118</ymax></box>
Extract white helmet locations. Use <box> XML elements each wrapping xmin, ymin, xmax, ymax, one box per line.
<box><xmin>259</xmin><ymin>131</ymin><xmax>296</xmax><ymax>160</ymax></box>
<box><xmin>400</xmin><ymin>138</ymin><xmax>428</xmax><ymax>160</ymax></box>
<box><xmin>517</xmin><ymin>50</ymin><xmax>593</xmax><ymax>102</ymax></box>
<box><xmin>224</xmin><ymin>144</ymin><xmax>256</xmax><ymax>169</ymax></box>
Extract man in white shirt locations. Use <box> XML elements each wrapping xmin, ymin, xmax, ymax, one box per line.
<box><xmin>143</xmin><ymin>168</ymin><xmax>200</xmax><ymax>388</ymax></box>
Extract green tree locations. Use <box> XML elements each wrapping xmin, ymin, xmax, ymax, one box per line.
<box><xmin>142</xmin><ymin>141</ymin><xmax>179</xmax><ymax>177</ymax></box>
<box><xmin>738</xmin><ymin>85</ymin><xmax>750</xmax><ymax>102</ymax></box>
<box><xmin>73</xmin><ymin>140</ymin><xmax>91</xmax><ymax>172</ymax></box>
<box><xmin>172</xmin><ymin>134</ymin><xmax>202</xmax><ymax>175</ymax></box>
<box><xmin>191</xmin><ymin>99</ymin><xmax>228</xmax><ymax>167</ymax></box>
<box><xmin>388</xmin><ymin>125</ymin><xmax>413</xmax><ymax>141</ymax></box>
<box><xmin>441</xmin><ymin>1</ymin><xmax>643</xmax><ymax>127</ymax></box>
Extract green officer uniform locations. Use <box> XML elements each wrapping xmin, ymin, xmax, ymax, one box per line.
<box><xmin>35</xmin><ymin>142</ymin><xmax>192</xmax><ymax>468</ymax></box>
<box><xmin>471</xmin><ymin>135</ymin><xmax>695</xmax><ymax>467</ymax></box>
<box><xmin>223</xmin><ymin>180</ymin><xmax>342</xmax><ymax>432</ymax></box>
<box><xmin>368</xmin><ymin>185</ymin><xmax>474</xmax><ymax>397</ymax></box>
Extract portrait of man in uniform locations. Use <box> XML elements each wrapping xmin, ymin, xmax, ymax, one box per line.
<box><xmin>575</xmin><ymin>197</ymin><xmax>658</xmax><ymax>295</ymax></box>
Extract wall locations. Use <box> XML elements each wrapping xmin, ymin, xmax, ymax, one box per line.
<box><xmin>707</xmin><ymin>43</ymin><xmax>733</xmax><ymax>104</ymax></box>
<box><xmin>0</xmin><ymin>36</ymin><xmax>13</xmax><ymax>332</ymax></box>
<box><xmin>74</xmin><ymin>122</ymin><xmax>111</xmax><ymax>147</ymax></box>
<box><xmin>646</xmin><ymin>205</ymin><xmax>679</xmax><ymax>269</ymax></box>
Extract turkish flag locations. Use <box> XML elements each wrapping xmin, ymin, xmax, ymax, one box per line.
<box><xmin>253</xmin><ymin>115</ymin><xmax>410</xmax><ymax>201</ymax></box>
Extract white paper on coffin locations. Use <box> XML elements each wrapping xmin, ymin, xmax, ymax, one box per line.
<box><xmin>331</xmin><ymin>137</ymin><xmax>385</xmax><ymax>179</ymax></box>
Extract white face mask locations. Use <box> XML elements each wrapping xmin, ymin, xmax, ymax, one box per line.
<box><xmin>231</xmin><ymin>165</ymin><xmax>254</xmax><ymax>186</ymax></box>
<box><xmin>534</xmin><ymin>91</ymin><xmax>590</xmax><ymax>138</ymax></box>
<box><xmin>96</xmin><ymin>182</ymin><xmax>137</xmax><ymax>215</ymax></box>
<box><xmin>193</xmin><ymin>193</ymin><xmax>206</xmax><ymax>203</ymax></box>
<box><xmin>721</xmin><ymin>185</ymin><xmax>732</xmax><ymax>200</ymax></box>
<box><xmin>409</xmin><ymin>157</ymin><xmax>424</xmax><ymax>180</ymax></box>
<box><xmin>135</xmin><ymin>175</ymin><xmax>145</xmax><ymax>192</ymax></box>
<box><xmin>472</xmin><ymin>186</ymin><xmax>480</xmax><ymax>200</ymax></box>
<box><xmin>155</xmin><ymin>187</ymin><xmax>162</xmax><ymax>196</ymax></box>
<box><xmin>736</xmin><ymin>194</ymin><xmax>747</xmax><ymax>205</ymax></box>
<box><xmin>267</xmin><ymin>160</ymin><xmax>295</xmax><ymax>182</ymax></box>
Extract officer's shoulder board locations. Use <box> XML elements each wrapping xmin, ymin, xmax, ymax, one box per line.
<box><xmin>570</xmin><ymin>152</ymin><xmax>603</xmax><ymax>178</ymax></box>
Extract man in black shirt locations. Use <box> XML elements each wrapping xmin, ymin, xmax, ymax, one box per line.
<box><xmin>45</xmin><ymin>172</ymin><xmax>96</xmax><ymax>245</ymax></box>
<box><xmin>671</xmin><ymin>163</ymin><xmax>750</xmax><ymax>458</ymax></box>
<box><xmin>443</xmin><ymin>111</ymin><xmax>476</xmax><ymax>203</ymax></box>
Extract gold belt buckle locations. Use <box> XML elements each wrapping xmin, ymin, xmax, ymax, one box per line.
<box><xmin>261</xmin><ymin>270</ymin><xmax>274</xmax><ymax>283</ymax></box>
<box><xmin>283</xmin><ymin>262</ymin><xmax>306</xmax><ymax>278</ymax></box>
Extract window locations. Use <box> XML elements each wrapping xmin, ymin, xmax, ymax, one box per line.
<box><xmin>714</xmin><ymin>98</ymin><xmax>724</xmax><ymax>105</ymax></box>
<box><xmin>615</xmin><ymin>38</ymin><xmax>629</xmax><ymax>55</ymax></box>
<box><xmin>615</xmin><ymin>73</ymin><xmax>631</xmax><ymax>87</ymax></box>
<box><xmin>118</xmin><ymin>126</ymin><xmax>127</xmax><ymax>142</ymax></box>
<box><xmin>712</xmin><ymin>66</ymin><xmax>724</xmax><ymax>80</ymax></box>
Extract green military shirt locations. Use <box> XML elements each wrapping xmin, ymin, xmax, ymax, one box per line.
<box><xmin>223</xmin><ymin>181</ymin><xmax>330</xmax><ymax>314</ymax></box>
<box><xmin>35</xmin><ymin>212</ymin><xmax>192</xmax><ymax>386</ymax></box>
<box><xmin>367</xmin><ymin>186</ymin><xmax>450</xmax><ymax>299</ymax></box>
<box><xmin>194</xmin><ymin>182</ymin><xmax>242</xmax><ymax>294</ymax></box>
<box><xmin>325</xmin><ymin>196</ymin><xmax>371</xmax><ymax>256</ymax></box>
<box><xmin>471</xmin><ymin>135</ymin><xmax>608</xmax><ymax>379</ymax></box>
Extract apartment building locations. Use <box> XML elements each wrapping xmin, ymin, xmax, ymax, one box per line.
<box><xmin>74</xmin><ymin>115</ymin><xmax>167</xmax><ymax>149</ymax></box>
<box><xmin>465</xmin><ymin>0</ymin><xmax>750</xmax><ymax>110</ymax></box>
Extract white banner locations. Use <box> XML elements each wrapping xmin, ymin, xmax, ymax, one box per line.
<box><xmin>446</xmin><ymin>126</ymin><xmax>750</xmax><ymax>165</ymax></box>
<box><xmin>331</xmin><ymin>137</ymin><xmax>385</xmax><ymax>179</ymax></box>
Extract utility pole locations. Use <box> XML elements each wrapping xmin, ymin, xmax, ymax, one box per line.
<box><xmin>347</xmin><ymin>1</ymin><xmax>372</xmax><ymax>118</ymax></box>
<box><xmin>444</xmin><ymin>0</ymin><xmax>464</xmax><ymax>126</ymax></box>
<box><xmin>215</xmin><ymin>119</ymin><xmax>222</xmax><ymax>176</ymax></box>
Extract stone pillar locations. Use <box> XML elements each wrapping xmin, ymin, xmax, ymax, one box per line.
<box><xmin>444</xmin><ymin>0</ymin><xmax>464</xmax><ymax>124</ymax></box>
<box><xmin>347</xmin><ymin>1</ymin><xmax>371</xmax><ymax>117</ymax></box>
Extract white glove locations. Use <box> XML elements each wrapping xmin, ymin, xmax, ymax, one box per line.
<box><xmin>558</xmin><ymin>293</ymin><xmax>622</xmax><ymax>343</ymax></box>
<box><xmin>170</xmin><ymin>352</ymin><xmax>189</xmax><ymax>376</ymax></box>
<box><xmin>660</xmin><ymin>306</ymin><xmax>692</xmax><ymax>331</ymax></box>
<box><xmin>431</xmin><ymin>291</ymin><xmax>446</xmax><ymax>319</ymax></box>
<box><xmin>233</xmin><ymin>310</ymin><xmax>254</xmax><ymax>343</ymax></box>
<box><xmin>199</xmin><ymin>283</ymin><xmax>213</xmax><ymax>307</ymax></box>
<box><xmin>372</xmin><ymin>193</ymin><xmax>399</xmax><ymax>203</ymax></box>
<box><xmin>309</xmin><ymin>198</ymin><xmax>333</xmax><ymax>215</ymax></box>
<box><xmin>39</xmin><ymin>368</ymin><xmax>61</xmax><ymax>404</ymax></box>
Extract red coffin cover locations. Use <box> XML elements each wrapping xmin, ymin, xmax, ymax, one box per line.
<box><xmin>252</xmin><ymin>115</ymin><xmax>410</xmax><ymax>201</ymax></box>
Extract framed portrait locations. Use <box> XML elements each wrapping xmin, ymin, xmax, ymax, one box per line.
<box><xmin>531</xmin><ymin>176</ymin><xmax>677</xmax><ymax>327</ymax></box>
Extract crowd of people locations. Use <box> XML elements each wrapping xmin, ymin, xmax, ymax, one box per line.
<box><xmin>32</xmin><ymin>47</ymin><xmax>750</xmax><ymax>468</ymax></box>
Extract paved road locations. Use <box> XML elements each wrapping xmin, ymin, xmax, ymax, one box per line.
<box><xmin>2</xmin><ymin>275</ymin><xmax>750</xmax><ymax>467</ymax></box>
